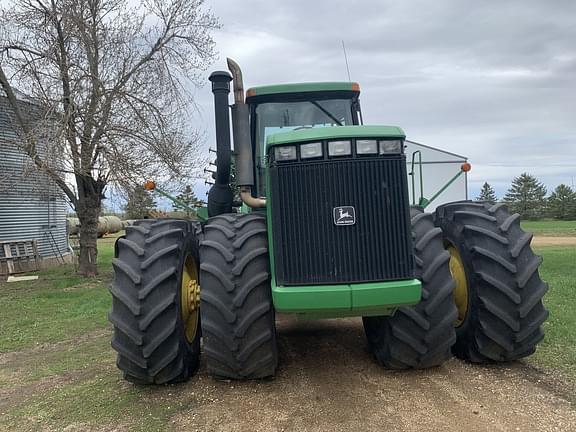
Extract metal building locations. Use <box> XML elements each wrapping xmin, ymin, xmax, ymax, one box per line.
<box><xmin>0</xmin><ymin>92</ymin><xmax>69</xmax><ymax>269</ymax></box>
<box><xmin>405</xmin><ymin>140</ymin><xmax>468</xmax><ymax>211</ymax></box>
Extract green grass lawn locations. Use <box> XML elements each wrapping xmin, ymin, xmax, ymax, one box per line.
<box><xmin>521</xmin><ymin>220</ymin><xmax>576</xmax><ymax>237</ymax></box>
<box><xmin>529</xmin><ymin>246</ymin><xmax>576</xmax><ymax>378</ymax></box>
<box><xmin>0</xmin><ymin>238</ymin><xmax>114</xmax><ymax>352</ymax></box>
<box><xmin>0</xmin><ymin>236</ymin><xmax>574</xmax><ymax>430</ymax></box>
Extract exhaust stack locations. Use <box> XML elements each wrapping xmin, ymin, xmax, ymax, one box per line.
<box><xmin>207</xmin><ymin>71</ymin><xmax>234</xmax><ymax>216</ymax></box>
<box><xmin>227</xmin><ymin>58</ymin><xmax>266</xmax><ymax>208</ymax></box>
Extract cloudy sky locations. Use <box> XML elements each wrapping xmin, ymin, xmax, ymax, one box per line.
<box><xmin>189</xmin><ymin>0</ymin><xmax>576</xmax><ymax>200</ymax></box>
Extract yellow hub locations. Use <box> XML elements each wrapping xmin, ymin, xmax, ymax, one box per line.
<box><xmin>447</xmin><ymin>245</ymin><xmax>469</xmax><ymax>327</ymax></box>
<box><xmin>181</xmin><ymin>255</ymin><xmax>200</xmax><ymax>343</ymax></box>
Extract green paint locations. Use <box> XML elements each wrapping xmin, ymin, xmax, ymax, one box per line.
<box><xmin>265</xmin><ymin>171</ymin><xmax>277</xmax><ymax>284</ymax></box>
<box><xmin>351</xmin><ymin>279</ymin><xmax>421</xmax><ymax>309</ymax></box>
<box><xmin>272</xmin><ymin>279</ymin><xmax>421</xmax><ymax>319</ymax></box>
<box><xmin>247</xmin><ymin>82</ymin><xmax>359</xmax><ymax>97</ymax></box>
<box><xmin>196</xmin><ymin>207</ymin><xmax>208</xmax><ymax>221</ymax></box>
<box><xmin>266</xmin><ymin>125</ymin><xmax>406</xmax><ymax>147</ymax></box>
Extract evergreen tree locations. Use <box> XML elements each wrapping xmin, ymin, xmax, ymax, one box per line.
<box><xmin>476</xmin><ymin>182</ymin><xmax>497</xmax><ymax>203</ymax></box>
<box><xmin>503</xmin><ymin>173</ymin><xmax>547</xmax><ymax>219</ymax></box>
<box><xmin>548</xmin><ymin>184</ymin><xmax>576</xmax><ymax>220</ymax></box>
<box><xmin>173</xmin><ymin>185</ymin><xmax>200</xmax><ymax>217</ymax></box>
<box><xmin>124</xmin><ymin>186</ymin><xmax>156</xmax><ymax>219</ymax></box>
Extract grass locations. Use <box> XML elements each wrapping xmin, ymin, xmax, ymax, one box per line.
<box><xmin>0</xmin><ymin>242</ymin><xmax>114</xmax><ymax>352</ymax></box>
<box><xmin>521</xmin><ymin>219</ymin><xmax>576</xmax><ymax>237</ymax></box>
<box><xmin>3</xmin><ymin>373</ymin><xmax>194</xmax><ymax>432</ymax></box>
<box><xmin>529</xmin><ymin>246</ymin><xmax>576</xmax><ymax>378</ymax></box>
<box><xmin>0</xmin><ymin>235</ymin><xmax>574</xmax><ymax>430</ymax></box>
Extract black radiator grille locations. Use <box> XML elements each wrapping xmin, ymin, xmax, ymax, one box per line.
<box><xmin>269</xmin><ymin>156</ymin><xmax>414</xmax><ymax>286</ymax></box>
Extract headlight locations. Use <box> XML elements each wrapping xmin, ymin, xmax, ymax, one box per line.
<box><xmin>274</xmin><ymin>146</ymin><xmax>297</xmax><ymax>161</ymax></box>
<box><xmin>379</xmin><ymin>140</ymin><xmax>402</xmax><ymax>154</ymax></box>
<box><xmin>300</xmin><ymin>142</ymin><xmax>323</xmax><ymax>159</ymax></box>
<box><xmin>356</xmin><ymin>139</ymin><xmax>378</xmax><ymax>155</ymax></box>
<box><xmin>328</xmin><ymin>140</ymin><xmax>351</xmax><ymax>157</ymax></box>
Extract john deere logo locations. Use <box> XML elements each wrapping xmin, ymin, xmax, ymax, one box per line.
<box><xmin>333</xmin><ymin>206</ymin><xmax>356</xmax><ymax>226</ymax></box>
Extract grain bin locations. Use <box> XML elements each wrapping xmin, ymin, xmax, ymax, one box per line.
<box><xmin>0</xmin><ymin>91</ymin><xmax>70</xmax><ymax>268</ymax></box>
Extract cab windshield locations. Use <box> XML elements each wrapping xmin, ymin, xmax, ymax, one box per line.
<box><xmin>254</xmin><ymin>99</ymin><xmax>355</xmax><ymax>159</ymax></box>
<box><xmin>251</xmin><ymin>97</ymin><xmax>358</xmax><ymax>196</ymax></box>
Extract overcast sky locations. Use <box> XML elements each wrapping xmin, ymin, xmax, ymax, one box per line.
<box><xmin>189</xmin><ymin>0</ymin><xmax>575</xmax><ymax>201</ymax></box>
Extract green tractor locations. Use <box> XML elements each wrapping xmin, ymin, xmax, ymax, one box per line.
<box><xmin>109</xmin><ymin>59</ymin><xmax>548</xmax><ymax>383</ymax></box>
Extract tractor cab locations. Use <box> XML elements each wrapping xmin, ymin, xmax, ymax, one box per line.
<box><xmin>245</xmin><ymin>82</ymin><xmax>362</xmax><ymax>196</ymax></box>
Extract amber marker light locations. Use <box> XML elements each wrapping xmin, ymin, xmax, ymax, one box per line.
<box><xmin>246</xmin><ymin>88</ymin><xmax>256</xmax><ymax>98</ymax></box>
<box><xmin>461</xmin><ymin>162</ymin><xmax>472</xmax><ymax>172</ymax></box>
<box><xmin>144</xmin><ymin>180</ymin><xmax>156</xmax><ymax>191</ymax></box>
<box><xmin>351</xmin><ymin>82</ymin><xmax>361</xmax><ymax>92</ymax></box>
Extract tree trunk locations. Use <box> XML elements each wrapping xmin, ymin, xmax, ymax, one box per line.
<box><xmin>76</xmin><ymin>175</ymin><xmax>105</xmax><ymax>276</ymax></box>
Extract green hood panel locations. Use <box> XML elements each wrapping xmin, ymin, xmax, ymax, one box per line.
<box><xmin>266</xmin><ymin>125</ymin><xmax>406</xmax><ymax>147</ymax></box>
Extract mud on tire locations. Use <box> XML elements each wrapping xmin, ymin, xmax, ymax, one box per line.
<box><xmin>200</xmin><ymin>213</ymin><xmax>278</xmax><ymax>379</ymax></box>
<box><xmin>435</xmin><ymin>201</ymin><xmax>549</xmax><ymax>362</ymax></box>
<box><xmin>363</xmin><ymin>208</ymin><xmax>457</xmax><ymax>369</ymax></box>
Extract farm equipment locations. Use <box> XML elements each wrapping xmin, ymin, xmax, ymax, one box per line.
<box><xmin>109</xmin><ymin>59</ymin><xmax>548</xmax><ymax>384</ymax></box>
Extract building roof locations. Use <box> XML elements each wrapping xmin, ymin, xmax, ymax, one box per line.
<box><xmin>406</xmin><ymin>140</ymin><xmax>467</xmax><ymax>160</ymax></box>
<box><xmin>1</xmin><ymin>87</ymin><xmax>40</xmax><ymax>105</ymax></box>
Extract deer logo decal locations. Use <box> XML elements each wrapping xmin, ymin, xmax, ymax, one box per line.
<box><xmin>333</xmin><ymin>206</ymin><xmax>356</xmax><ymax>226</ymax></box>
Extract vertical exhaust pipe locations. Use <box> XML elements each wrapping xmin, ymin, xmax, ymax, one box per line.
<box><xmin>207</xmin><ymin>71</ymin><xmax>234</xmax><ymax>216</ymax></box>
<box><xmin>227</xmin><ymin>58</ymin><xmax>266</xmax><ymax>208</ymax></box>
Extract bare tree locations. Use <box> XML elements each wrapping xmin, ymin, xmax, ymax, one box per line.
<box><xmin>0</xmin><ymin>0</ymin><xmax>218</xmax><ymax>275</ymax></box>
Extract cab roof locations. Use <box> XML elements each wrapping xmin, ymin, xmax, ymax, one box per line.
<box><xmin>266</xmin><ymin>125</ymin><xmax>405</xmax><ymax>147</ymax></box>
<box><xmin>246</xmin><ymin>82</ymin><xmax>360</xmax><ymax>99</ymax></box>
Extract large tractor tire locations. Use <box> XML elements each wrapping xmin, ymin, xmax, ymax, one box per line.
<box><xmin>435</xmin><ymin>201</ymin><xmax>549</xmax><ymax>362</ymax></box>
<box><xmin>110</xmin><ymin>219</ymin><xmax>201</xmax><ymax>384</ymax></box>
<box><xmin>200</xmin><ymin>213</ymin><xmax>278</xmax><ymax>379</ymax></box>
<box><xmin>363</xmin><ymin>209</ymin><xmax>457</xmax><ymax>369</ymax></box>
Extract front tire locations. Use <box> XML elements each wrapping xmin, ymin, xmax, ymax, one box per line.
<box><xmin>435</xmin><ymin>201</ymin><xmax>549</xmax><ymax>362</ymax></box>
<box><xmin>110</xmin><ymin>219</ymin><xmax>201</xmax><ymax>384</ymax></box>
<box><xmin>200</xmin><ymin>213</ymin><xmax>278</xmax><ymax>379</ymax></box>
<box><xmin>363</xmin><ymin>209</ymin><xmax>457</xmax><ymax>369</ymax></box>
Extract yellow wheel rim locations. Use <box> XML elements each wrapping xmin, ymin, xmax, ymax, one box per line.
<box><xmin>448</xmin><ymin>245</ymin><xmax>469</xmax><ymax>327</ymax></box>
<box><xmin>181</xmin><ymin>255</ymin><xmax>200</xmax><ymax>343</ymax></box>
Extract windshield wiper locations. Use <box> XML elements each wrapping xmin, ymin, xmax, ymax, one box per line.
<box><xmin>310</xmin><ymin>101</ymin><xmax>343</xmax><ymax>126</ymax></box>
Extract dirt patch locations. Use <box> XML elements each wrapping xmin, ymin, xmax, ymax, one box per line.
<box><xmin>0</xmin><ymin>328</ymin><xmax>110</xmax><ymax>367</ymax></box>
<box><xmin>2</xmin><ymin>317</ymin><xmax>575</xmax><ymax>431</ymax></box>
<box><xmin>170</xmin><ymin>317</ymin><xmax>576</xmax><ymax>432</ymax></box>
<box><xmin>532</xmin><ymin>236</ymin><xmax>576</xmax><ymax>247</ymax></box>
<box><xmin>0</xmin><ymin>369</ymin><xmax>89</xmax><ymax>413</ymax></box>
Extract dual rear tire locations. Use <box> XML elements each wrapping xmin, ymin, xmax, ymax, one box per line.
<box><xmin>364</xmin><ymin>203</ymin><xmax>549</xmax><ymax>368</ymax></box>
<box><xmin>435</xmin><ymin>201</ymin><xmax>549</xmax><ymax>362</ymax></box>
<box><xmin>110</xmin><ymin>214</ymin><xmax>277</xmax><ymax>384</ymax></box>
<box><xmin>109</xmin><ymin>219</ymin><xmax>201</xmax><ymax>384</ymax></box>
<box><xmin>199</xmin><ymin>213</ymin><xmax>278</xmax><ymax>379</ymax></box>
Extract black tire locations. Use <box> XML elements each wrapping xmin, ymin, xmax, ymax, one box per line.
<box><xmin>109</xmin><ymin>219</ymin><xmax>201</xmax><ymax>384</ymax></box>
<box><xmin>200</xmin><ymin>213</ymin><xmax>278</xmax><ymax>379</ymax></box>
<box><xmin>435</xmin><ymin>201</ymin><xmax>549</xmax><ymax>362</ymax></box>
<box><xmin>363</xmin><ymin>208</ymin><xmax>457</xmax><ymax>369</ymax></box>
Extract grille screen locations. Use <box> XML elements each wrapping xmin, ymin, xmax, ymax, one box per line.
<box><xmin>269</xmin><ymin>156</ymin><xmax>414</xmax><ymax>286</ymax></box>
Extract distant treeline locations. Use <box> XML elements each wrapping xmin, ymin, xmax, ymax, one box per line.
<box><xmin>477</xmin><ymin>173</ymin><xmax>576</xmax><ymax>220</ymax></box>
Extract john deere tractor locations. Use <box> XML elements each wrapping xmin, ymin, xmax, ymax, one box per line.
<box><xmin>109</xmin><ymin>59</ymin><xmax>548</xmax><ymax>384</ymax></box>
